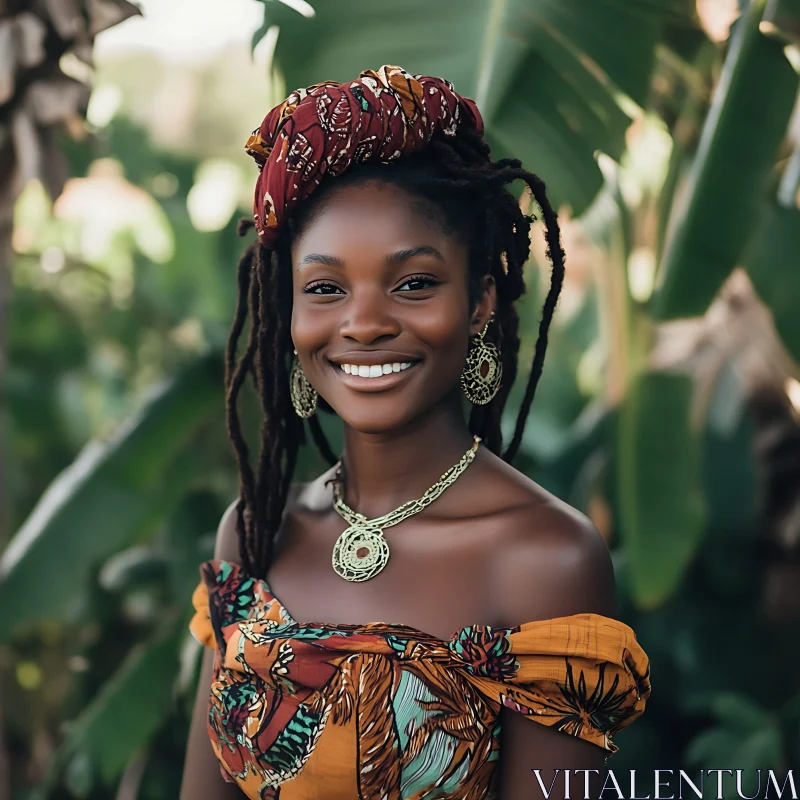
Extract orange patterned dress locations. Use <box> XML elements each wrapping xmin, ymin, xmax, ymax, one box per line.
<box><xmin>190</xmin><ymin>559</ymin><xmax>651</xmax><ymax>799</ymax></box>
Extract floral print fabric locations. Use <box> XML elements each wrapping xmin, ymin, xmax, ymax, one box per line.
<box><xmin>189</xmin><ymin>559</ymin><xmax>651</xmax><ymax>800</ymax></box>
<box><xmin>243</xmin><ymin>64</ymin><xmax>484</xmax><ymax>248</ymax></box>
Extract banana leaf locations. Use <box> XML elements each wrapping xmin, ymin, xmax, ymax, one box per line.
<box><xmin>615</xmin><ymin>370</ymin><xmax>707</xmax><ymax>608</ymax></box>
<box><xmin>254</xmin><ymin>0</ymin><xmax>694</xmax><ymax>215</ymax></box>
<box><xmin>0</xmin><ymin>353</ymin><xmax>223</xmax><ymax>641</ymax></box>
<box><xmin>744</xmin><ymin>202</ymin><xmax>800</xmax><ymax>364</ymax></box>
<box><xmin>654</xmin><ymin>0</ymin><xmax>799</xmax><ymax>319</ymax></box>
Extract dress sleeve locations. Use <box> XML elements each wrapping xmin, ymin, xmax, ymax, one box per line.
<box><xmin>189</xmin><ymin>579</ymin><xmax>215</xmax><ymax>649</ymax></box>
<box><xmin>187</xmin><ymin>559</ymin><xmax>268</xmax><ymax>653</ymax></box>
<box><xmin>448</xmin><ymin>612</ymin><xmax>651</xmax><ymax>756</ymax></box>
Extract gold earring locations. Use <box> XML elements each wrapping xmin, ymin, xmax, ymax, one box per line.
<box><xmin>290</xmin><ymin>349</ymin><xmax>318</xmax><ymax>418</ymax></box>
<box><xmin>461</xmin><ymin>312</ymin><xmax>502</xmax><ymax>405</ymax></box>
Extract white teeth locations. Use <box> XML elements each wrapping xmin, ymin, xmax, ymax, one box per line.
<box><xmin>339</xmin><ymin>361</ymin><xmax>415</xmax><ymax>378</ymax></box>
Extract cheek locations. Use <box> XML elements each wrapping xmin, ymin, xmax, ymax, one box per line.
<box><xmin>290</xmin><ymin>294</ymin><xmax>331</xmax><ymax>350</ymax></box>
<box><xmin>403</xmin><ymin>295</ymin><xmax>473</xmax><ymax>382</ymax></box>
<box><xmin>414</xmin><ymin>298</ymin><xmax>469</xmax><ymax>353</ymax></box>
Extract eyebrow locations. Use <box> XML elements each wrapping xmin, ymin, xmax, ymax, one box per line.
<box><xmin>387</xmin><ymin>246</ymin><xmax>445</xmax><ymax>266</ymax></box>
<box><xmin>298</xmin><ymin>253</ymin><xmax>343</xmax><ymax>270</ymax></box>
<box><xmin>298</xmin><ymin>245</ymin><xmax>445</xmax><ymax>271</ymax></box>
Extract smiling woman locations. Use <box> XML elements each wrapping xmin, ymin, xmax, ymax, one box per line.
<box><xmin>290</xmin><ymin>175</ymin><xmax>484</xmax><ymax>435</ymax></box>
<box><xmin>180</xmin><ymin>65</ymin><xmax>651</xmax><ymax>800</ymax></box>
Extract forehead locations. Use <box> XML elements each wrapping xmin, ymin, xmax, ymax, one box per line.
<box><xmin>290</xmin><ymin>181</ymin><xmax>463</xmax><ymax>258</ymax></box>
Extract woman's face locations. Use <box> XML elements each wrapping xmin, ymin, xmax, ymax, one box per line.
<box><xmin>290</xmin><ymin>180</ymin><xmax>495</xmax><ymax>435</ymax></box>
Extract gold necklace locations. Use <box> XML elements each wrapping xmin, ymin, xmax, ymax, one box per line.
<box><xmin>330</xmin><ymin>435</ymin><xmax>481</xmax><ymax>582</ymax></box>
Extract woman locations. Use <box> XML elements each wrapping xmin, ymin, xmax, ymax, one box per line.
<box><xmin>181</xmin><ymin>65</ymin><xmax>651</xmax><ymax>800</ymax></box>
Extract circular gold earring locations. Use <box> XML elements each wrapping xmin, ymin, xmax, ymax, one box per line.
<box><xmin>461</xmin><ymin>312</ymin><xmax>502</xmax><ymax>405</ymax></box>
<box><xmin>289</xmin><ymin>349</ymin><xmax>318</xmax><ymax>418</ymax></box>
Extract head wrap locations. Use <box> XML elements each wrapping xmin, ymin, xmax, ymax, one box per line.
<box><xmin>244</xmin><ymin>64</ymin><xmax>484</xmax><ymax>248</ymax></box>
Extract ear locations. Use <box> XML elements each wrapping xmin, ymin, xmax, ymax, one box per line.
<box><xmin>469</xmin><ymin>274</ymin><xmax>497</xmax><ymax>336</ymax></box>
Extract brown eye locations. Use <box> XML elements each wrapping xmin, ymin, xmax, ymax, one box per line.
<box><xmin>304</xmin><ymin>282</ymin><xmax>344</xmax><ymax>295</ymax></box>
<box><xmin>396</xmin><ymin>275</ymin><xmax>439</xmax><ymax>292</ymax></box>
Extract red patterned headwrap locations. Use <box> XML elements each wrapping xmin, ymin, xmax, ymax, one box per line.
<box><xmin>244</xmin><ymin>64</ymin><xmax>484</xmax><ymax>248</ymax></box>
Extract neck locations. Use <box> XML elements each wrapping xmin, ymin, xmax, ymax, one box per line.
<box><xmin>336</xmin><ymin>397</ymin><xmax>476</xmax><ymax>519</ymax></box>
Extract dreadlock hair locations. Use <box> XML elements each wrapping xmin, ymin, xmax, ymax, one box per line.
<box><xmin>226</xmin><ymin>124</ymin><xmax>566</xmax><ymax>579</ymax></box>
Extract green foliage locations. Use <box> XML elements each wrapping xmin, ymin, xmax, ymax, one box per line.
<box><xmin>745</xmin><ymin>203</ymin><xmax>800</xmax><ymax>363</ymax></box>
<box><xmin>615</xmin><ymin>371</ymin><xmax>707</xmax><ymax>608</ymax></box>
<box><xmin>0</xmin><ymin>354</ymin><xmax>222</xmax><ymax>641</ymax></box>
<box><xmin>32</xmin><ymin>621</ymin><xmax>183</xmax><ymax>799</ymax></box>
<box><xmin>655</xmin><ymin>0</ymin><xmax>800</xmax><ymax>319</ymax></box>
<box><xmin>255</xmin><ymin>0</ymin><xmax>694</xmax><ymax>214</ymax></box>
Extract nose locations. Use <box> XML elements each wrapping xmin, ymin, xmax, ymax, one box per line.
<box><xmin>339</xmin><ymin>288</ymin><xmax>401</xmax><ymax>344</ymax></box>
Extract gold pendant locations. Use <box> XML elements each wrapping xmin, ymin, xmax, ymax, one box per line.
<box><xmin>331</xmin><ymin>523</ymin><xmax>390</xmax><ymax>582</ymax></box>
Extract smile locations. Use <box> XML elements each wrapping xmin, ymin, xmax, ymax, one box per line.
<box><xmin>328</xmin><ymin>359</ymin><xmax>420</xmax><ymax>391</ymax></box>
<box><xmin>340</xmin><ymin>361</ymin><xmax>414</xmax><ymax>378</ymax></box>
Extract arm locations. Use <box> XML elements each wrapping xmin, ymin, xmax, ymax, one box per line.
<box><xmin>180</xmin><ymin>499</ymin><xmax>246</xmax><ymax>800</ymax></box>
<box><xmin>493</xmin><ymin>502</ymin><xmax>617</xmax><ymax>800</ymax></box>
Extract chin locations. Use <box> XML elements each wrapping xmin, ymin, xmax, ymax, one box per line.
<box><xmin>316</xmin><ymin>369</ymin><xmax>462</xmax><ymax>435</ymax></box>
<box><xmin>331</xmin><ymin>402</ymin><xmax>417</xmax><ymax>436</ymax></box>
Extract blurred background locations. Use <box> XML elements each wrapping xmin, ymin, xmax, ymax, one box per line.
<box><xmin>2</xmin><ymin>0</ymin><xmax>800</xmax><ymax>797</ymax></box>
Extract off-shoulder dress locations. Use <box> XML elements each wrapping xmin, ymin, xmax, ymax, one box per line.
<box><xmin>189</xmin><ymin>558</ymin><xmax>651</xmax><ymax>799</ymax></box>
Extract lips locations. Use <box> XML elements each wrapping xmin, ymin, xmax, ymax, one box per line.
<box><xmin>328</xmin><ymin>351</ymin><xmax>422</xmax><ymax>367</ymax></box>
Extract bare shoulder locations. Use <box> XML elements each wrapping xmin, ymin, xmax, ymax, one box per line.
<box><xmin>214</xmin><ymin>497</ymin><xmax>243</xmax><ymax>562</ymax></box>
<box><xmin>214</xmin><ymin>479</ymin><xmax>316</xmax><ymax>564</ymax></box>
<box><xmin>475</xmin><ymin>449</ymin><xmax>617</xmax><ymax>626</ymax></box>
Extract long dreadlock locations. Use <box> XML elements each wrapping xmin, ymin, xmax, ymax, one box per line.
<box><xmin>225</xmin><ymin>125</ymin><xmax>566</xmax><ymax>579</ymax></box>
